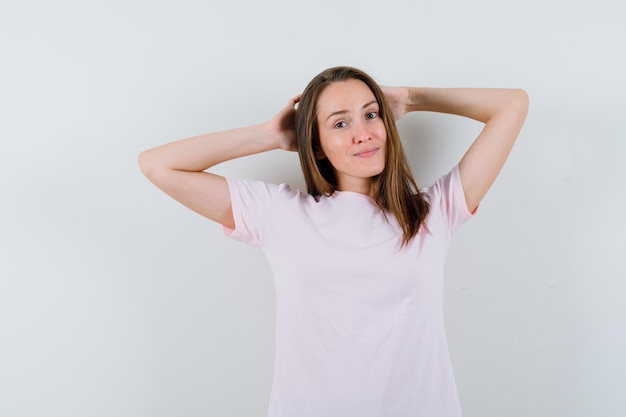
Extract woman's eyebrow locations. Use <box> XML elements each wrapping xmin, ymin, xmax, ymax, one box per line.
<box><xmin>325</xmin><ymin>100</ymin><xmax>379</xmax><ymax>121</ymax></box>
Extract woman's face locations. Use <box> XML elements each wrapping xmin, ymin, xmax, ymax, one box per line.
<box><xmin>316</xmin><ymin>79</ymin><xmax>387</xmax><ymax>195</ymax></box>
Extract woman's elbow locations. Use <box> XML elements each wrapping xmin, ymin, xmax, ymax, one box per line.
<box><xmin>512</xmin><ymin>88</ymin><xmax>530</xmax><ymax>114</ymax></box>
<box><xmin>137</xmin><ymin>149</ymin><xmax>162</xmax><ymax>181</ymax></box>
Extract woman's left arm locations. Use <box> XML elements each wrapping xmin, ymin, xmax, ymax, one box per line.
<box><xmin>384</xmin><ymin>87</ymin><xmax>529</xmax><ymax>213</ymax></box>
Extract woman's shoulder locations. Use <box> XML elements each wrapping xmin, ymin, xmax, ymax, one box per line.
<box><xmin>227</xmin><ymin>177</ymin><xmax>315</xmax><ymax>205</ymax></box>
<box><xmin>420</xmin><ymin>166</ymin><xmax>458</xmax><ymax>199</ymax></box>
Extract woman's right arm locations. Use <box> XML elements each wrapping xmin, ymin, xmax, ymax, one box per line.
<box><xmin>138</xmin><ymin>95</ymin><xmax>300</xmax><ymax>229</ymax></box>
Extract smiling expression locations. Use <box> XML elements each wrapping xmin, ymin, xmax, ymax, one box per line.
<box><xmin>316</xmin><ymin>79</ymin><xmax>387</xmax><ymax>195</ymax></box>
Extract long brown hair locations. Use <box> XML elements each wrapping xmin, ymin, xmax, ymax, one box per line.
<box><xmin>295</xmin><ymin>66</ymin><xmax>430</xmax><ymax>247</ymax></box>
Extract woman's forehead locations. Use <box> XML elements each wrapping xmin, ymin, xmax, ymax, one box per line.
<box><xmin>316</xmin><ymin>79</ymin><xmax>377</xmax><ymax>116</ymax></box>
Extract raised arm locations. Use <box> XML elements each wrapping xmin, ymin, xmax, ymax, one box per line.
<box><xmin>384</xmin><ymin>86</ymin><xmax>529</xmax><ymax>212</ymax></box>
<box><xmin>138</xmin><ymin>95</ymin><xmax>300</xmax><ymax>228</ymax></box>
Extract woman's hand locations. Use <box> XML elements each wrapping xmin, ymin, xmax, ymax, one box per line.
<box><xmin>381</xmin><ymin>86</ymin><xmax>410</xmax><ymax>120</ymax></box>
<box><xmin>266</xmin><ymin>94</ymin><xmax>301</xmax><ymax>152</ymax></box>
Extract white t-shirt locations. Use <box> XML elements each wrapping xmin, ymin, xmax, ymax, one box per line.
<box><xmin>224</xmin><ymin>166</ymin><xmax>474</xmax><ymax>417</ymax></box>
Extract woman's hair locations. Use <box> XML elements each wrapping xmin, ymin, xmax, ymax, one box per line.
<box><xmin>295</xmin><ymin>66</ymin><xmax>430</xmax><ymax>247</ymax></box>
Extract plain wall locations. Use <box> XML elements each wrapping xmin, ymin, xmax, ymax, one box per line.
<box><xmin>1</xmin><ymin>0</ymin><xmax>624</xmax><ymax>416</ymax></box>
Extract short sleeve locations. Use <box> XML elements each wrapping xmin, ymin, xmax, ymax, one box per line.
<box><xmin>223</xmin><ymin>178</ymin><xmax>293</xmax><ymax>247</ymax></box>
<box><xmin>424</xmin><ymin>165</ymin><xmax>476</xmax><ymax>238</ymax></box>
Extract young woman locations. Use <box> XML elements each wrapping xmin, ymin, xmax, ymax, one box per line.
<box><xmin>138</xmin><ymin>66</ymin><xmax>528</xmax><ymax>417</ymax></box>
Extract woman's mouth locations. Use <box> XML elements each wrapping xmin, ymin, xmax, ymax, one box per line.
<box><xmin>354</xmin><ymin>147</ymin><xmax>379</xmax><ymax>158</ymax></box>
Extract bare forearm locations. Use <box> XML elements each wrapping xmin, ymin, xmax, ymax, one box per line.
<box><xmin>406</xmin><ymin>87</ymin><xmax>528</xmax><ymax>123</ymax></box>
<box><xmin>138</xmin><ymin>123</ymin><xmax>280</xmax><ymax>175</ymax></box>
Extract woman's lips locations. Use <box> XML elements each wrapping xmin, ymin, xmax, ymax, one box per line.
<box><xmin>354</xmin><ymin>147</ymin><xmax>379</xmax><ymax>158</ymax></box>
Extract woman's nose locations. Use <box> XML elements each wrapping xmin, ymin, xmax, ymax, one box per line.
<box><xmin>352</xmin><ymin>121</ymin><xmax>371</xmax><ymax>143</ymax></box>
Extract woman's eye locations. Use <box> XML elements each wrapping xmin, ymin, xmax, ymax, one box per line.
<box><xmin>366</xmin><ymin>112</ymin><xmax>378</xmax><ymax>119</ymax></box>
<box><xmin>334</xmin><ymin>121</ymin><xmax>347</xmax><ymax>129</ymax></box>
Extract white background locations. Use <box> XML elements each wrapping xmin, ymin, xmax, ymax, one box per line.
<box><xmin>1</xmin><ymin>0</ymin><xmax>624</xmax><ymax>416</ymax></box>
